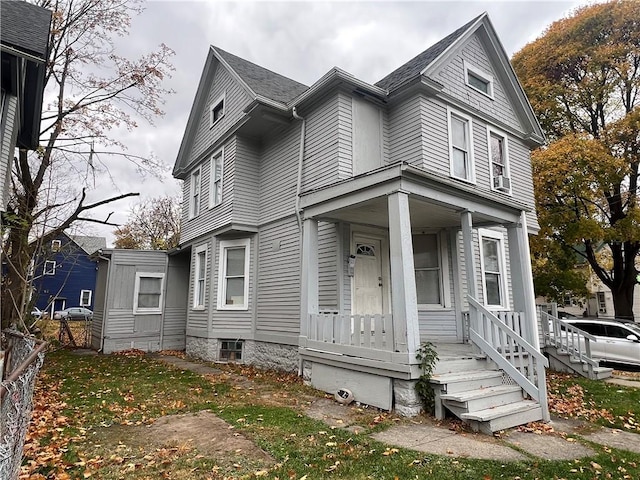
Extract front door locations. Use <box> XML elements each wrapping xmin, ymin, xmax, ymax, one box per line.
<box><xmin>353</xmin><ymin>235</ymin><xmax>383</xmax><ymax>315</ymax></box>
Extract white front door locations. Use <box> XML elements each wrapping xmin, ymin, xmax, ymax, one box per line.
<box><xmin>353</xmin><ymin>235</ymin><xmax>384</xmax><ymax>315</ymax></box>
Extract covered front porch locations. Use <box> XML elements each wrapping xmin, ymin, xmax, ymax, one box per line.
<box><xmin>297</xmin><ymin>163</ymin><xmax>548</xmax><ymax>426</ymax></box>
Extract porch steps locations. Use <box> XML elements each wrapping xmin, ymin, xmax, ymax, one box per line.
<box><xmin>545</xmin><ymin>346</ymin><xmax>613</xmax><ymax>380</ymax></box>
<box><xmin>430</xmin><ymin>369</ymin><xmax>544</xmax><ymax>434</ymax></box>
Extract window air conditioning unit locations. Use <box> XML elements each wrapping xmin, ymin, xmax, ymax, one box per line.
<box><xmin>493</xmin><ymin>175</ymin><xmax>511</xmax><ymax>191</ymax></box>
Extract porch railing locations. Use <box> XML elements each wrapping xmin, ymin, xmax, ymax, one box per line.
<box><xmin>303</xmin><ymin>313</ymin><xmax>398</xmax><ymax>362</ymax></box>
<box><xmin>540</xmin><ymin>310</ymin><xmax>599</xmax><ymax>377</ymax></box>
<box><xmin>468</xmin><ymin>296</ymin><xmax>549</xmax><ymax>420</ymax></box>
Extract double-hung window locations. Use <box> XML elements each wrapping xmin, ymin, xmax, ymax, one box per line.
<box><xmin>478</xmin><ymin>229</ymin><xmax>508</xmax><ymax>309</ymax></box>
<box><xmin>488</xmin><ymin>128</ymin><xmax>511</xmax><ymax>193</ymax></box>
<box><xmin>217</xmin><ymin>238</ymin><xmax>250</xmax><ymax>310</ymax></box>
<box><xmin>193</xmin><ymin>245</ymin><xmax>207</xmax><ymax>309</ymax></box>
<box><xmin>44</xmin><ymin>260</ymin><xmax>56</xmax><ymax>275</ymax></box>
<box><xmin>133</xmin><ymin>272</ymin><xmax>165</xmax><ymax>314</ymax></box>
<box><xmin>413</xmin><ymin>234</ymin><xmax>442</xmax><ymax>305</ymax></box>
<box><xmin>51</xmin><ymin>240</ymin><xmax>61</xmax><ymax>252</ymax></box>
<box><xmin>210</xmin><ymin>148</ymin><xmax>224</xmax><ymax>208</ymax></box>
<box><xmin>79</xmin><ymin>290</ymin><xmax>92</xmax><ymax>307</ymax></box>
<box><xmin>448</xmin><ymin>108</ymin><xmax>474</xmax><ymax>183</ymax></box>
<box><xmin>190</xmin><ymin>167</ymin><xmax>201</xmax><ymax>219</ymax></box>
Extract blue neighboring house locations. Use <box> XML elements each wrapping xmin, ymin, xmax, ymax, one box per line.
<box><xmin>31</xmin><ymin>233</ymin><xmax>106</xmax><ymax>316</ymax></box>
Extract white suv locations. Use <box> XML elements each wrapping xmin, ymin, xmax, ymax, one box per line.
<box><xmin>566</xmin><ymin>319</ymin><xmax>640</xmax><ymax>369</ymax></box>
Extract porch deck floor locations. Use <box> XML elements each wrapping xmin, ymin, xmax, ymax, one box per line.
<box><xmin>432</xmin><ymin>343</ymin><xmax>483</xmax><ymax>361</ymax></box>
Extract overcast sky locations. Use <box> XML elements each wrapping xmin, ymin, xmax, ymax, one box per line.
<box><xmin>80</xmin><ymin>0</ymin><xmax>593</xmax><ymax>246</ymax></box>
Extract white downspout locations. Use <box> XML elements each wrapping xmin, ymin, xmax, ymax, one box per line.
<box><xmin>293</xmin><ymin>107</ymin><xmax>306</xmax><ymax>232</ymax></box>
<box><xmin>292</xmin><ymin>106</ymin><xmax>306</xmax><ymax>377</ymax></box>
<box><xmin>97</xmin><ymin>254</ymin><xmax>111</xmax><ymax>353</ymax></box>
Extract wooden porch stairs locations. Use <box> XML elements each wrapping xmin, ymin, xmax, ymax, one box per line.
<box><xmin>544</xmin><ymin>344</ymin><xmax>613</xmax><ymax>380</ymax></box>
<box><xmin>429</xmin><ymin>354</ymin><xmax>543</xmax><ymax>434</ymax></box>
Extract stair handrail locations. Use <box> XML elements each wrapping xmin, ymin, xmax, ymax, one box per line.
<box><xmin>468</xmin><ymin>295</ymin><xmax>549</xmax><ymax>421</ymax></box>
<box><xmin>540</xmin><ymin>311</ymin><xmax>599</xmax><ymax>377</ymax></box>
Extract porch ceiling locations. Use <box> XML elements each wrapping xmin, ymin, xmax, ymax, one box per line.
<box><xmin>319</xmin><ymin>196</ymin><xmax>499</xmax><ymax>229</ymax></box>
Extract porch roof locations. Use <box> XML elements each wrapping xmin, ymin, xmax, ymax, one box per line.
<box><xmin>299</xmin><ymin>162</ymin><xmax>531</xmax><ymax>228</ymax></box>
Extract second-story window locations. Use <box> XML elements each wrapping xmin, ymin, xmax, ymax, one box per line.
<box><xmin>210</xmin><ymin>148</ymin><xmax>224</xmax><ymax>208</ymax></box>
<box><xmin>488</xmin><ymin>128</ymin><xmax>511</xmax><ymax>193</ymax></box>
<box><xmin>51</xmin><ymin>240</ymin><xmax>61</xmax><ymax>252</ymax></box>
<box><xmin>44</xmin><ymin>260</ymin><xmax>56</xmax><ymax>275</ymax></box>
<box><xmin>190</xmin><ymin>167</ymin><xmax>201</xmax><ymax>219</ymax></box>
<box><xmin>448</xmin><ymin>108</ymin><xmax>474</xmax><ymax>183</ymax></box>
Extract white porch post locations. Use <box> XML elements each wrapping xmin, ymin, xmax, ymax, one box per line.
<box><xmin>388</xmin><ymin>192</ymin><xmax>420</xmax><ymax>355</ymax></box>
<box><xmin>300</xmin><ymin>218</ymin><xmax>319</xmax><ymax>339</ymax></box>
<box><xmin>506</xmin><ymin>211</ymin><xmax>540</xmax><ymax>350</ymax></box>
<box><xmin>460</xmin><ymin>211</ymin><xmax>477</xmax><ymax>299</ymax></box>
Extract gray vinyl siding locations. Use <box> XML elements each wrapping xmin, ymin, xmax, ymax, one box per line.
<box><xmin>302</xmin><ymin>91</ymin><xmax>341</xmax><ymax>191</ymax></box>
<box><xmin>180</xmin><ymin>137</ymin><xmax>235</xmax><ymax>244</ymax></box>
<box><xmin>434</xmin><ymin>34</ymin><xmax>522</xmax><ymax>131</ymax></box>
<box><xmin>0</xmin><ymin>95</ymin><xmax>18</xmax><ymax>210</ymax></box>
<box><xmin>163</xmin><ymin>255</ymin><xmax>189</xmax><ymax>350</ymax></box>
<box><xmin>318</xmin><ymin>221</ymin><xmax>338</xmax><ymax>309</ymax></box>
<box><xmin>337</xmin><ymin>91</ymin><xmax>353</xmax><ymax>179</ymax></box>
<box><xmin>186</xmin><ymin>237</ymin><xmax>212</xmax><ymax>336</ymax></box>
<box><xmin>259</xmin><ymin>123</ymin><xmax>299</xmax><ymax>224</ymax></box>
<box><xmin>99</xmin><ymin>250</ymin><xmax>167</xmax><ymax>353</ymax></box>
<box><xmin>420</xmin><ymin>97</ymin><xmax>449</xmax><ymax>174</ymax></box>
<box><xmin>188</xmin><ymin>63</ymin><xmax>252</xmax><ymax>164</ymax></box>
<box><xmin>508</xmin><ymin>138</ymin><xmax>539</xmax><ymax>231</ymax></box>
<box><xmin>91</xmin><ymin>258</ymin><xmax>109</xmax><ymax>349</ymax></box>
<box><xmin>388</xmin><ymin>95</ymin><xmax>422</xmax><ymax>165</ymax></box>
<box><xmin>256</xmin><ymin>217</ymin><xmax>300</xmax><ymax>338</ymax></box>
<box><xmin>210</xmin><ymin>234</ymin><xmax>255</xmax><ymax>334</ymax></box>
<box><xmin>234</xmin><ymin>136</ymin><xmax>260</xmax><ymax>224</ymax></box>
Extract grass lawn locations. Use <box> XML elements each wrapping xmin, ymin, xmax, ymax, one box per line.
<box><xmin>21</xmin><ymin>349</ymin><xmax>640</xmax><ymax>479</ymax></box>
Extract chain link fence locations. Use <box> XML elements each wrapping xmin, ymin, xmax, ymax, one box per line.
<box><xmin>0</xmin><ymin>331</ymin><xmax>47</xmax><ymax>480</ymax></box>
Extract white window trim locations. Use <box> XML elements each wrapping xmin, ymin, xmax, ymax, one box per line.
<box><xmin>447</xmin><ymin>107</ymin><xmax>475</xmax><ymax>184</ymax></box>
<box><xmin>217</xmin><ymin>238</ymin><xmax>250</xmax><ymax>311</ymax></box>
<box><xmin>44</xmin><ymin>260</ymin><xmax>56</xmax><ymax>275</ymax></box>
<box><xmin>79</xmin><ymin>289</ymin><xmax>92</xmax><ymax>307</ymax></box>
<box><xmin>189</xmin><ymin>166</ymin><xmax>202</xmax><ymax>219</ymax></box>
<box><xmin>51</xmin><ymin>239</ymin><xmax>61</xmax><ymax>252</ymax></box>
<box><xmin>413</xmin><ymin>231</ymin><xmax>452</xmax><ymax>309</ymax></box>
<box><xmin>133</xmin><ymin>272</ymin><xmax>165</xmax><ymax>315</ymax></box>
<box><xmin>464</xmin><ymin>61</ymin><xmax>494</xmax><ymax>99</ymax></box>
<box><xmin>193</xmin><ymin>245</ymin><xmax>208</xmax><ymax>310</ymax></box>
<box><xmin>478</xmin><ymin>228</ymin><xmax>509</xmax><ymax>310</ymax></box>
<box><xmin>487</xmin><ymin>126</ymin><xmax>512</xmax><ymax>195</ymax></box>
<box><xmin>209</xmin><ymin>147</ymin><xmax>224</xmax><ymax>209</ymax></box>
<box><xmin>209</xmin><ymin>91</ymin><xmax>226</xmax><ymax>128</ymax></box>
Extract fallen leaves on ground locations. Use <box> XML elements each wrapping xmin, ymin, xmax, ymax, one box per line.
<box><xmin>547</xmin><ymin>373</ymin><xmax>615</xmax><ymax>423</ymax></box>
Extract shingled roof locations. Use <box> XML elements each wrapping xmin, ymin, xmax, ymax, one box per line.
<box><xmin>1</xmin><ymin>0</ymin><xmax>51</xmax><ymax>60</ymax></box>
<box><xmin>375</xmin><ymin>14</ymin><xmax>483</xmax><ymax>92</ymax></box>
<box><xmin>214</xmin><ymin>46</ymin><xmax>309</xmax><ymax>104</ymax></box>
<box><xmin>70</xmin><ymin>235</ymin><xmax>107</xmax><ymax>255</ymax></box>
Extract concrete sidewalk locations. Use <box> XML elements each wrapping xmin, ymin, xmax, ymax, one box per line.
<box><xmin>153</xmin><ymin>353</ymin><xmax>640</xmax><ymax>462</ymax></box>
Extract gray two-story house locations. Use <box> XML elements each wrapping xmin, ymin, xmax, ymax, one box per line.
<box><xmin>172</xmin><ymin>13</ymin><xmax>549</xmax><ymax>433</ymax></box>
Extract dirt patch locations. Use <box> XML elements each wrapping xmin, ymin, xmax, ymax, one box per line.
<box><xmin>94</xmin><ymin>410</ymin><xmax>274</xmax><ymax>466</ymax></box>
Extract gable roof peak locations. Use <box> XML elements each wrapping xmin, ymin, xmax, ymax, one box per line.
<box><xmin>211</xmin><ymin>45</ymin><xmax>309</xmax><ymax>104</ymax></box>
<box><xmin>375</xmin><ymin>12</ymin><xmax>485</xmax><ymax>92</ymax></box>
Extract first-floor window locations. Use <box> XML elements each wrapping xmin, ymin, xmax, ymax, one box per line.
<box><xmin>44</xmin><ymin>260</ymin><xmax>56</xmax><ymax>275</ymax></box>
<box><xmin>217</xmin><ymin>238</ymin><xmax>250</xmax><ymax>310</ymax></box>
<box><xmin>479</xmin><ymin>229</ymin><xmax>507</xmax><ymax>308</ymax></box>
<box><xmin>193</xmin><ymin>245</ymin><xmax>207</xmax><ymax>309</ymax></box>
<box><xmin>80</xmin><ymin>290</ymin><xmax>92</xmax><ymax>307</ymax></box>
<box><xmin>134</xmin><ymin>272</ymin><xmax>165</xmax><ymax>314</ymax></box>
<box><xmin>413</xmin><ymin>234</ymin><xmax>442</xmax><ymax>305</ymax></box>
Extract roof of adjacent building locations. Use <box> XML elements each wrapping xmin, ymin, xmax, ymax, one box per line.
<box><xmin>1</xmin><ymin>0</ymin><xmax>51</xmax><ymax>61</ymax></box>
<box><xmin>214</xmin><ymin>46</ymin><xmax>309</xmax><ymax>104</ymax></box>
<box><xmin>70</xmin><ymin>235</ymin><xmax>107</xmax><ymax>255</ymax></box>
<box><xmin>375</xmin><ymin>14</ymin><xmax>483</xmax><ymax>92</ymax></box>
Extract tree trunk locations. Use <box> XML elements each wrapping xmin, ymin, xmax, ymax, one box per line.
<box><xmin>611</xmin><ymin>276</ymin><xmax>637</xmax><ymax>322</ymax></box>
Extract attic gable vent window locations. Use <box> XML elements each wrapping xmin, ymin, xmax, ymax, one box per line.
<box><xmin>209</xmin><ymin>92</ymin><xmax>226</xmax><ymax>127</ymax></box>
<box><xmin>464</xmin><ymin>62</ymin><xmax>493</xmax><ymax>99</ymax></box>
